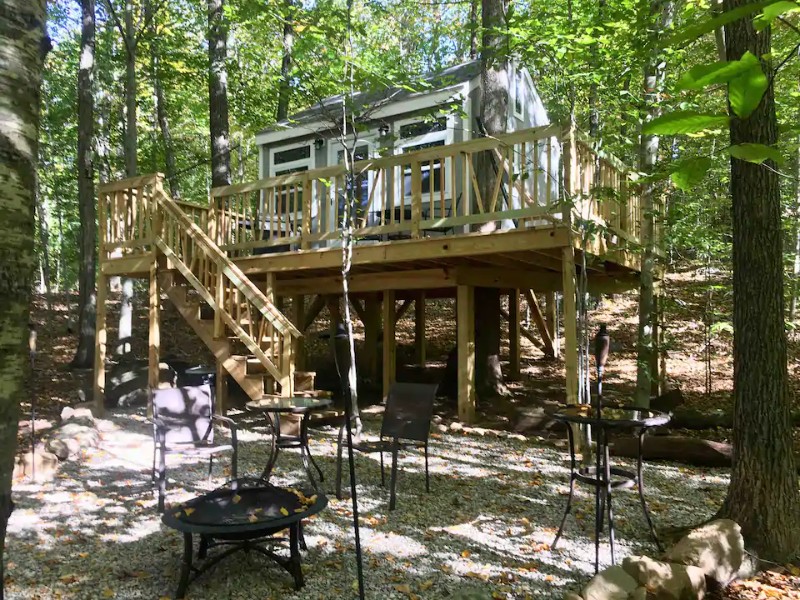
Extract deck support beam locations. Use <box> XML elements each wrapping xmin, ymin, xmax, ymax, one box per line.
<box><xmin>382</xmin><ymin>290</ymin><xmax>396</xmax><ymax>402</ymax></box>
<box><xmin>508</xmin><ymin>290</ymin><xmax>521</xmax><ymax>380</ymax></box>
<box><xmin>457</xmin><ymin>285</ymin><xmax>476</xmax><ymax>423</ymax></box>
<box><xmin>363</xmin><ymin>293</ymin><xmax>381</xmax><ymax>381</ymax></box>
<box><xmin>303</xmin><ymin>294</ymin><xmax>326</xmax><ymax>331</ymax></box>
<box><xmin>562</xmin><ymin>247</ymin><xmax>578</xmax><ymax>405</ymax></box>
<box><xmin>148</xmin><ymin>257</ymin><xmax>160</xmax><ymax>417</ymax></box>
<box><xmin>415</xmin><ymin>292</ymin><xmax>426</xmax><ymax>366</ymax></box>
<box><xmin>292</xmin><ymin>295</ymin><xmax>306</xmax><ymax>371</ymax></box>
<box><xmin>93</xmin><ymin>274</ymin><xmax>108</xmax><ymax>416</ymax></box>
<box><xmin>524</xmin><ymin>290</ymin><xmax>555</xmax><ymax>358</ymax></box>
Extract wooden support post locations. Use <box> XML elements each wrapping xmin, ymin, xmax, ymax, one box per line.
<box><xmin>562</xmin><ymin>247</ymin><xmax>578</xmax><ymax>405</ymax></box>
<box><xmin>148</xmin><ymin>257</ymin><xmax>160</xmax><ymax>417</ymax></box>
<box><xmin>93</xmin><ymin>274</ymin><xmax>108</xmax><ymax>416</ymax></box>
<box><xmin>216</xmin><ymin>359</ymin><xmax>228</xmax><ymax>414</ymax></box>
<box><xmin>364</xmin><ymin>293</ymin><xmax>381</xmax><ymax>381</ymax></box>
<box><xmin>509</xmin><ymin>290</ymin><xmax>521</xmax><ymax>380</ymax></box>
<box><xmin>415</xmin><ymin>292</ymin><xmax>426</xmax><ymax>367</ymax></box>
<box><xmin>394</xmin><ymin>299</ymin><xmax>412</xmax><ymax>324</ymax></box>
<box><xmin>302</xmin><ymin>294</ymin><xmax>326</xmax><ymax>331</ymax></box>
<box><xmin>382</xmin><ymin>290</ymin><xmax>396</xmax><ymax>402</ymax></box>
<box><xmin>213</xmin><ymin>263</ymin><xmax>225</xmax><ymax>340</ymax></box>
<box><xmin>651</xmin><ymin>289</ymin><xmax>662</xmax><ymax>397</ymax></box>
<box><xmin>457</xmin><ymin>285</ymin><xmax>476</xmax><ymax>423</ymax></box>
<box><xmin>545</xmin><ymin>291</ymin><xmax>559</xmax><ymax>358</ymax></box>
<box><xmin>292</xmin><ymin>295</ymin><xmax>306</xmax><ymax>371</ymax></box>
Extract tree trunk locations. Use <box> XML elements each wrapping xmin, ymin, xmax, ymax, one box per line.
<box><xmin>475</xmin><ymin>0</ymin><xmax>510</xmax><ymax>399</ymax></box>
<box><xmin>789</xmin><ymin>133</ymin><xmax>800</xmax><ymax>322</ymax></box>
<box><xmin>117</xmin><ymin>0</ymin><xmax>137</xmax><ymax>360</ymax></box>
<box><xmin>208</xmin><ymin>0</ymin><xmax>231</xmax><ymax>188</ymax></box>
<box><xmin>34</xmin><ymin>173</ymin><xmax>51</xmax><ymax>303</ymax></box>
<box><xmin>0</xmin><ymin>3</ymin><xmax>47</xmax><ymax>597</ymax></box>
<box><xmin>71</xmin><ymin>0</ymin><xmax>98</xmax><ymax>369</ymax></box>
<box><xmin>276</xmin><ymin>0</ymin><xmax>294</xmax><ymax>122</ymax></box>
<box><xmin>468</xmin><ymin>0</ymin><xmax>478</xmax><ymax>60</ymax></box>
<box><xmin>635</xmin><ymin>0</ymin><xmax>675</xmax><ymax>406</ymax></box>
<box><xmin>717</xmin><ymin>0</ymin><xmax>800</xmax><ymax>562</ymax></box>
<box><xmin>146</xmin><ymin>0</ymin><xmax>180</xmax><ymax>200</ymax></box>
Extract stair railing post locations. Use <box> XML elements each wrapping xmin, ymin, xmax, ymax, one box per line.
<box><xmin>214</xmin><ymin>260</ymin><xmax>225</xmax><ymax>340</ymax></box>
<box><xmin>411</xmin><ymin>161</ymin><xmax>422</xmax><ymax>239</ymax></box>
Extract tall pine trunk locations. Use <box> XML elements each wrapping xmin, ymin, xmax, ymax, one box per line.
<box><xmin>71</xmin><ymin>0</ymin><xmax>98</xmax><ymax>369</ymax></box>
<box><xmin>0</xmin><ymin>2</ymin><xmax>47</xmax><ymax>596</ymax></box>
<box><xmin>718</xmin><ymin>0</ymin><xmax>800</xmax><ymax>562</ymax></box>
<box><xmin>635</xmin><ymin>0</ymin><xmax>675</xmax><ymax>406</ymax></box>
<box><xmin>276</xmin><ymin>0</ymin><xmax>294</xmax><ymax>122</ymax></box>
<box><xmin>117</xmin><ymin>0</ymin><xmax>137</xmax><ymax>359</ymax></box>
<box><xmin>146</xmin><ymin>0</ymin><xmax>180</xmax><ymax>200</ymax></box>
<box><xmin>475</xmin><ymin>0</ymin><xmax>510</xmax><ymax>399</ymax></box>
<box><xmin>208</xmin><ymin>0</ymin><xmax>231</xmax><ymax>188</ymax></box>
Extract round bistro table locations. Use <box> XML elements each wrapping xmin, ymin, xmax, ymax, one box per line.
<box><xmin>246</xmin><ymin>395</ymin><xmax>333</xmax><ymax>490</ymax></box>
<box><xmin>551</xmin><ymin>404</ymin><xmax>670</xmax><ymax>573</ymax></box>
<box><xmin>161</xmin><ymin>478</ymin><xmax>327</xmax><ymax>599</ymax></box>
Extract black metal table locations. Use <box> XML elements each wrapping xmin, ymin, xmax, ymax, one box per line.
<box><xmin>246</xmin><ymin>395</ymin><xmax>333</xmax><ymax>490</ymax></box>
<box><xmin>551</xmin><ymin>404</ymin><xmax>670</xmax><ymax>573</ymax></box>
<box><xmin>161</xmin><ymin>478</ymin><xmax>327</xmax><ymax>598</ymax></box>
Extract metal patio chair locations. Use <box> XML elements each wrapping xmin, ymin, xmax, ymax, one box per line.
<box><xmin>151</xmin><ymin>385</ymin><xmax>238</xmax><ymax>512</ymax></box>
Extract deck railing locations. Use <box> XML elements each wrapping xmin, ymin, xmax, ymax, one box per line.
<box><xmin>98</xmin><ymin>174</ymin><xmax>163</xmax><ymax>260</ymax></box>
<box><xmin>208</xmin><ymin>124</ymin><xmax>643</xmax><ymax>258</ymax></box>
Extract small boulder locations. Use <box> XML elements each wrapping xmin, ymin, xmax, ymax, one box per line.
<box><xmin>582</xmin><ymin>565</ymin><xmax>639</xmax><ymax>600</ymax></box>
<box><xmin>622</xmin><ymin>555</ymin><xmax>705</xmax><ymax>600</ymax></box>
<box><xmin>13</xmin><ymin>451</ymin><xmax>59</xmax><ymax>482</ymax></box>
<box><xmin>51</xmin><ymin>422</ymin><xmax>101</xmax><ymax>456</ymax></box>
<box><xmin>60</xmin><ymin>406</ymin><xmax>95</xmax><ymax>428</ymax></box>
<box><xmin>564</xmin><ymin>593</ymin><xmax>583</xmax><ymax>600</ymax></box>
<box><xmin>628</xmin><ymin>587</ymin><xmax>647</xmax><ymax>600</ymax></box>
<box><xmin>45</xmin><ymin>439</ymin><xmax>70</xmax><ymax>461</ymax></box>
<box><xmin>664</xmin><ymin>519</ymin><xmax>745</xmax><ymax>586</ymax></box>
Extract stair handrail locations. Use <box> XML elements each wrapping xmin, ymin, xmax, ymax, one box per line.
<box><xmin>155</xmin><ymin>186</ymin><xmax>301</xmax><ymax>340</ymax></box>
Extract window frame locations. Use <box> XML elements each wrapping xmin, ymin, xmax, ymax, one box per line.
<box><xmin>512</xmin><ymin>68</ymin><xmax>525</xmax><ymax>120</ymax></box>
<box><xmin>393</xmin><ymin>113</ymin><xmax>454</xmax><ymax>204</ymax></box>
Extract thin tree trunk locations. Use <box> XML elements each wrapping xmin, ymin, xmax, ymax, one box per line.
<box><xmin>34</xmin><ymin>173</ymin><xmax>51</xmax><ymax>304</ymax></box>
<box><xmin>469</xmin><ymin>0</ymin><xmax>478</xmax><ymax>60</ymax></box>
<box><xmin>208</xmin><ymin>0</ymin><xmax>231</xmax><ymax>188</ymax></box>
<box><xmin>117</xmin><ymin>0</ymin><xmax>137</xmax><ymax>359</ymax></box>
<box><xmin>0</xmin><ymin>3</ymin><xmax>47</xmax><ymax>598</ymax></box>
<box><xmin>789</xmin><ymin>134</ymin><xmax>800</xmax><ymax>322</ymax></box>
<box><xmin>146</xmin><ymin>0</ymin><xmax>180</xmax><ymax>199</ymax></box>
<box><xmin>635</xmin><ymin>0</ymin><xmax>675</xmax><ymax>406</ymax></box>
<box><xmin>476</xmin><ymin>0</ymin><xmax>510</xmax><ymax>399</ymax></box>
<box><xmin>718</xmin><ymin>0</ymin><xmax>800</xmax><ymax>562</ymax></box>
<box><xmin>71</xmin><ymin>0</ymin><xmax>98</xmax><ymax>369</ymax></box>
<box><xmin>276</xmin><ymin>0</ymin><xmax>294</xmax><ymax>122</ymax></box>
<box><xmin>587</xmin><ymin>0</ymin><xmax>606</xmax><ymax>138</ymax></box>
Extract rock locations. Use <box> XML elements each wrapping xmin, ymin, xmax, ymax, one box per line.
<box><xmin>449</xmin><ymin>421</ymin><xmax>463</xmax><ymax>432</ymax></box>
<box><xmin>622</xmin><ymin>555</ymin><xmax>706</xmax><ymax>600</ymax></box>
<box><xmin>13</xmin><ymin>451</ymin><xmax>59</xmax><ymax>482</ymax></box>
<box><xmin>60</xmin><ymin>406</ymin><xmax>95</xmax><ymax>428</ymax></box>
<box><xmin>664</xmin><ymin>519</ymin><xmax>745</xmax><ymax>586</ymax></box>
<box><xmin>50</xmin><ymin>422</ymin><xmax>101</xmax><ymax>456</ymax></box>
<box><xmin>582</xmin><ymin>565</ymin><xmax>639</xmax><ymax>600</ymax></box>
<box><xmin>564</xmin><ymin>593</ymin><xmax>583</xmax><ymax>600</ymax></box>
<box><xmin>436</xmin><ymin>424</ymin><xmax>448</xmax><ymax>433</ymax></box>
<box><xmin>629</xmin><ymin>588</ymin><xmax>647</xmax><ymax>600</ymax></box>
<box><xmin>45</xmin><ymin>439</ymin><xmax>70</xmax><ymax>461</ymax></box>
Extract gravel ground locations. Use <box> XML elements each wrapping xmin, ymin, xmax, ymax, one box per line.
<box><xmin>6</xmin><ymin>408</ymin><xmax>730</xmax><ymax>600</ymax></box>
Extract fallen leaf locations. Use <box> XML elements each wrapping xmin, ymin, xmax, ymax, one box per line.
<box><xmin>280</xmin><ymin>507</ymin><xmax>289</xmax><ymax>516</ymax></box>
<box><xmin>183</xmin><ymin>508</ymin><xmax>195</xmax><ymax>516</ymax></box>
<box><xmin>232</xmin><ymin>494</ymin><xmax>241</xmax><ymax>504</ymax></box>
<box><xmin>393</xmin><ymin>584</ymin><xmax>411</xmax><ymax>593</ymax></box>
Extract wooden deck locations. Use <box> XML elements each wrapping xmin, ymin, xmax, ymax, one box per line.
<box><xmin>95</xmin><ymin>125</ymin><xmax>653</xmax><ymax>423</ymax></box>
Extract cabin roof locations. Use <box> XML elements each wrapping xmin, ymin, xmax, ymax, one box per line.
<box><xmin>257</xmin><ymin>60</ymin><xmax>484</xmax><ymax>136</ymax></box>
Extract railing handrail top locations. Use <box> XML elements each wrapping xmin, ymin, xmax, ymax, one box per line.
<box><xmin>210</xmin><ymin>124</ymin><xmax>563</xmax><ymax>198</ymax></box>
<box><xmin>98</xmin><ymin>173</ymin><xmax>164</xmax><ymax>193</ymax></box>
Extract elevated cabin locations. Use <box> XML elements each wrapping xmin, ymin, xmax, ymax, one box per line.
<box><xmin>94</xmin><ymin>60</ymin><xmax>653</xmax><ymax>423</ymax></box>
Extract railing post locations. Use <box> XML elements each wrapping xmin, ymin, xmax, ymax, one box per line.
<box><xmin>214</xmin><ymin>262</ymin><xmax>225</xmax><ymax>340</ymax></box>
<box><xmin>411</xmin><ymin>162</ymin><xmax>422</xmax><ymax>239</ymax></box>
<box><xmin>561</xmin><ymin>125</ymin><xmax>578</xmax><ymax>229</ymax></box>
<box><xmin>301</xmin><ymin>176</ymin><xmax>312</xmax><ymax>250</ymax></box>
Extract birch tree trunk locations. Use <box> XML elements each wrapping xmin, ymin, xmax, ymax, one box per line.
<box><xmin>0</xmin><ymin>2</ymin><xmax>47</xmax><ymax>596</ymax></box>
<box><xmin>116</xmin><ymin>0</ymin><xmax>137</xmax><ymax>359</ymax></box>
<box><xmin>72</xmin><ymin>0</ymin><xmax>98</xmax><ymax>369</ymax></box>
<box><xmin>34</xmin><ymin>173</ymin><xmax>51</xmax><ymax>302</ymax></box>
<box><xmin>718</xmin><ymin>0</ymin><xmax>800</xmax><ymax>562</ymax></box>
<box><xmin>276</xmin><ymin>0</ymin><xmax>294</xmax><ymax>122</ymax></box>
<box><xmin>208</xmin><ymin>0</ymin><xmax>231</xmax><ymax>188</ymax></box>
<box><xmin>635</xmin><ymin>0</ymin><xmax>675</xmax><ymax>406</ymax></box>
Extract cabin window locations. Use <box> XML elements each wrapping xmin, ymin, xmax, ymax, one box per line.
<box><xmin>513</xmin><ymin>70</ymin><xmax>524</xmax><ymax>119</ymax></box>
<box><xmin>334</xmin><ymin>144</ymin><xmax>371</xmax><ymax>218</ymax></box>
<box><xmin>267</xmin><ymin>143</ymin><xmax>315</xmax><ymax>219</ymax></box>
<box><xmin>395</xmin><ymin>115</ymin><xmax>453</xmax><ymax>202</ymax></box>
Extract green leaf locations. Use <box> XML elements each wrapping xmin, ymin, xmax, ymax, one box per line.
<box><xmin>754</xmin><ymin>1</ymin><xmax>800</xmax><ymax>29</ymax></box>
<box><xmin>669</xmin><ymin>157</ymin><xmax>713</xmax><ymax>190</ymax></box>
<box><xmin>642</xmin><ymin>111</ymin><xmax>729</xmax><ymax>135</ymax></box>
<box><xmin>727</xmin><ymin>143</ymin><xmax>784</xmax><ymax>164</ymax></box>
<box><xmin>676</xmin><ymin>52</ymin><xmax>759</xmax><ymax>90</ymax></box>
<box><xmin>728</xmin><ymin>63</ymin><xmax>768</xmax><ymax>118</ymax></box>
<box><xmin>665</xmin><ymin>1</ymin><xmax>779</xmax><ymax>47</ymax></box>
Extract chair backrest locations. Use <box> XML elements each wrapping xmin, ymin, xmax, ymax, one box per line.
<box><xmin>152</xmin><ymin>385</ymin><xmax>214</xmax><ymax>445</ymax></box>
<box><xmin>381</xmin><ymin>382</ymin><xmax>438</xmax><ymax>443</ymax></box>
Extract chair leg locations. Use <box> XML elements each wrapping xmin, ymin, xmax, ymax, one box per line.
<box><xmin>380</xmin><ymin>451</ymin><xmax>385</xmax><ymax>487</ymax></box>
<box><xmin>157</xmin><ymin>448</ymin><xmax>167</xmax><ymax>513</ymax></box>
<box><xmin>424</xmin><ymin>444</ymin><xmax>430</xmax><ymax>493</ymax></box>
<box><xmin>151</xmin><ymin>444</ymin><xmax>157</xmax><ymax>482</ymax></box>
<box><xmin>389</xmin><ymin>443</ymin><xmax>399</xmax><ymax>511</ymax></box>
<box><xmin>207</xmin><ymin>455</ymin><xmax>214</xmax><ymax>484</ymax></box>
